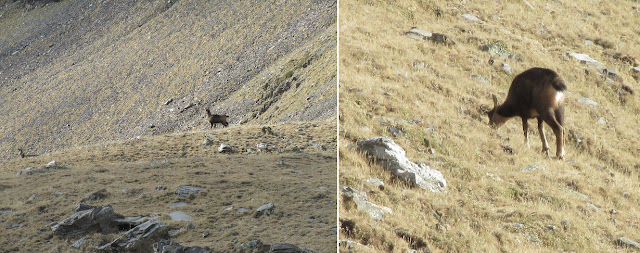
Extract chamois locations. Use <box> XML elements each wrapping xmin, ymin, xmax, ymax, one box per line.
<box><xmin>205</xmin><ymin>108</ymin><xmax>229</xmax><ymax>128</ymax></box>
<box><xmin>18</xmin><ymin>148</ymin><xmax>37</xmax><ymax>158</ymax></box>
<box><xmin>487</xmin><ymin>67</ymin><xmax>567</xmax><ymax>159</ymax></box>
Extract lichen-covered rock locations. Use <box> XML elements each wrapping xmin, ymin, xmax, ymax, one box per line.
<box><xmin>341</xmin><ymin>186</ymin><xmax>392</xmax><ymax>221</ymax></box>
<box><xmin>51</xmin><ymin>205</ymin><xmax>119</xmax><ymax>236</ymax></box>
<box><xmin>98</xmin><ymin>220</ymin><xmax>169</xmax><ymax>252</ymax></box>
<box><xmin>357</xmin><ymin>137</ymin><xmax>447</xmax><ymax>192</ymax></box>
<box><xmin>153</xmin><ymin>239</ymin><xmax>212</xmax><ymax>253</ymax></box>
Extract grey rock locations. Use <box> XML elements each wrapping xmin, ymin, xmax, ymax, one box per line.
<box><xmin>175</xmin><ymin>185</ymin><xmax>204</xmax><ymax>198</ymax></box>
<box><xmin>80</xmin><ymin>189</ymin><xmax>108</xmax><ymax>203</ymax></box>
<box><xmin>513</xmin><ymin>223</ymin><xmax>524</xmax><ymax>229</ymax></box>
<box><xmin>202</xmin><ymin>139</ymin><xmax>214</xmax><ymax>146</ymax></box>
<box><xmin>632</xmin><ymin>67</ymin><xmax>640</xmax><ymax>72</ymax></box>
<box><xmin>153</xmin><ymin>239</ymin><xmax>212</xmax><ymax>253</ymax></box>
<box><xmin>114</xmin><ymin>216</ymin><xmax>148</xmax><ymax>226</ymax></box>
<box><xmin>270</xmin><ymin>243</ymin><xmax>309</xmax><ymax>252</ymax></box>
<box><xmin>203</xmin><ymin>133</ymin><xmax>217</xmax><ymax>140</ymax></box>
<box><xmin>237</xmin><ymin>207</ymin><xmax>251</xmax><ymax>214</ymax></box>
<box><xmin>218</xmin><ymin>144</ymin><xmax>233</xmax><ymax>153</ymax></box>
<box><xmin>237</xmin><ymin>240</ymin><xmax>271</xmax><ymax>252</ymax></box>
<box><xmin>150</xmin><ymin>159</ymin><xmax>170</xmax><ymax>166</ymax></box>
<box><xmin>546</xmin><ymin>225</ymin><xmax>557</xmax><ymax>231</ymax></box>
<box><xmin>567</xmin><ymin>51</ymin><xmax>607</xmax><ymax>72</ymax></box>
<box><xmin>388</xmin><ymin>126</ymin><xmax>405</xmax><ymax>138</ymax></box>
<box><xmin>485</xmin><ymin>173</ymin><xmax>503</xmax><ymax>182</ymax></box>
<box><xmin>339</xmin><ymin>240</ymin><xmax>370</xmax><ymax>251</ymax></box>
<box><xmin>16</xmin><ymin>170</ymin><xmax>22</xmax><ymax>176</ymax></box>
<box><xmin>617</xmin><ymin>237</ymin><xmax>640</xmax><ymax>250</ymax></box>
<box><xmin>46</xmin><ymin>160</ymin><xmax>57</xmax><ymax>167</ymax></box>
<box><xmin>471</xmin><ymin>74</ymin><xmax>489</xmax><ymax>84</ymax></box>
<box><xmin>5</xmin><ymin>223</ymin><xmax>21</xmax><ymax>229</ymax></box>
<box><xmin>501</xmin><ymin>62</ymin><xmax>511</xmax><ymax>74</ymax></box>
<box><xmin>309</xmin><ymin>143</ymin><xmax>326</xmax><ymax>151</ymax></box>
<box><xmin>356</xmin><ymin>137</ymin><xmax>447</xmax><ymax>192</ymax></box>
<box><xmin>72</xmin><ymin>237</ymin><xmax>86</xmax><ymax>249</ymax></box>
<box><xmin>365</xmin><ymin>178</ymin><xmax>385</xmax><ymax>190</ymax></box>
<box><xmin>74</xmin><ymin>203</ymin><xmax>95</xmax><ymax>212</ymax></box>
<box><xmin>405</xmin><ymin>28</ymin><xmax>454</xmax><ymax>45</ymax></box>
<box><xmin>203</xmin><ymin>232</ymin><xmax>210</xmax><ymax>238</ymax></box>
<box><xmin>168</xmin><ymin>211</ymin><xmax>193</xmax><ymax>221</ymax></box>
<box><xmin>578</xmin><ymin>97</ymin><xmax>598</xmax><ymax>106</ymax></box>
<box><xmin>51</xmin><ymin>205</ymin><xmax>118</xmax><ymax>236</ymax></box>
<box><xmin>236</xmin><ymin>240</ymin><xmax>313</xmax><ymax>253</ymax></box>
<box><xmin>169</xmin><ymin>202</ymin><xmax>188</xmax><ymax>208</ymax></box>
<box><xmin>27</xmin><ymin>193</ymin><xmax>37</xmax><ymax>202</ymax></box>
<box><xmin>480</xmin><ymin>43</ymin><xmax>520</xmax><ymax>60</ymax></box>
<box><xmin>341</xmin><ymin>186</ymin><xmax>392</xmax><ymax>221</ymax></box>
<box><xmin>586</xmin><ymin>202</ymin><xmax>600</xmax><ymax>212</ymax></box>
<box><xmin>521</xmin><ymin>164</ymin><xmax>542</xmax><ymax>171</ymax></box>
<box><xmin>99</xmin><ymin>220</ymin><xmax>169</xmax><ymax>252</ymax></box>
<box><xmin>561</xmin><ymin>220</ymin><xmax>571</xmax><ymax>230</ymax></box>
<box><xmin>405</xmin><ymin>28</ymin><xmax>433</xmax><ymax>41</ymax></box>
<box><xmin>462</xmin><ymin>13</ymin><xmax>480</xmax><ymax>22</ymax></box>
<box><xmin>527</xmin><ymin>235</ymin><xmax>540</xmax><ymax>243</ymax></box>
<box><xmin>255</xmin><ymin>203</ymin><xmax>275</xmax><ymax>218</ymax></box>
<box><xmin>0</xmin><ymin>209</ymin><xmax>13</xmax><ymax>215</ymax></box>
<box><xmin>168</xmin><ymin>228</ymin><xmax>185</xmax><ymax>237</ymax></box>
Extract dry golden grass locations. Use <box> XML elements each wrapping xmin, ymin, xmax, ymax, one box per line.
<box><xmin>0</xmin><ymin>121</ymin><xmax>337</xmax><ymax>252</ymax></box>
<box><xmin>339</xmin><ymin>0</ymin><xmax>640</xmax><ymax>252</ymax></box>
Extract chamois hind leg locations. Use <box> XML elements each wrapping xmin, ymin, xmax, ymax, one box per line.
<box><xmin>554</xmin><ymin>107</ymin><xmax>565</xmax><ymax>159</ymax></box>
<box><xmin>522</xmin><ymin>117</ymin><xmax>530</xmax><ymax>148</ymax></box>
<box><xmin>537</xmin><ymin>118</ymin><xmax>550</xmax><ymax>157</ymax></box>
<box><xmin>542</xmin><ymin>110</ymin><xmax>564</xmax><ymax>159</ymax></box>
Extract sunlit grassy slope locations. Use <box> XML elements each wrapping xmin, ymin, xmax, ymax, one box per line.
<box><xmin>0</xmin><ymin>0</ymin><xmax>336</xmax><ymax>162</ymax></box>
<box><xmin>0</xmin><ymin>121</ymin><xmax>337</xmax><ymax>252</ymax></box>
<box><xmin>339</xmin><ymin>0</ymin><xmax>640</xmax><ymax>252</ymax></box>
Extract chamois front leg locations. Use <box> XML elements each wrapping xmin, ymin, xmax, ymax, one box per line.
<box><xmin>537</xmin><ymin>118</ymin><xmax>550</xmax><ymax>157</ymax></box>
<box><xmin>522</xmin><ymin>117</ymin><xmax>530</xmax><ymax>148</ymax></box>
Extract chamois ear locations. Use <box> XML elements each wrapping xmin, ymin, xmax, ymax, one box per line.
<box><xmin>492</xmin><ymin>94</ymin><xmax>498</xmax><ymax>108</ymax></box>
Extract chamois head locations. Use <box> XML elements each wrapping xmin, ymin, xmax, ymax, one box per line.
<box><xmin>487</xmin><ymin>94</ymin><xmax>509</xmax><ymax>128</ymax></box>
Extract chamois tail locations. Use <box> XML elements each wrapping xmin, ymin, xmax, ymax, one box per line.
<box><xmin>552</xmin><ymin>77</ymin><xmax>567</xmax><ymax>91</ymax></box>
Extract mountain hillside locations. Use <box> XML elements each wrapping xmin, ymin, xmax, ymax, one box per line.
<box><xmin>1</xmin><ymin>121</ymin><xmax>337</xmax><ymax>252</ymax></box>
<box><xmin>339</xmin><ymin>0</ymin><xmax>640</xmax><ymax>252</ymax></box>
<box><xmin>0</xmin><ymin>0</ymin><xmax>337</xmax><ymax>162</ymax></box>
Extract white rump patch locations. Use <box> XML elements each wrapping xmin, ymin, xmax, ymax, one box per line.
<box><xmin>555</xmin><ymin>92</ymin><xmax>565</xmax><ymax>104</ymax></box>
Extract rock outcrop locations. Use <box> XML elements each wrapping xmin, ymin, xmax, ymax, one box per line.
<box><xmin>357</xmin><ymin>137</ymin><xmax>447</xmax><ymax>192</ymax></box>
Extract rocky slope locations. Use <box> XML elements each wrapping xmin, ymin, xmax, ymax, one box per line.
<box><xmin>0</xmin><ymin>0</ymin><xmax>337</xmax><ymax>252</ymax></box>
<box><xmin>0</xmin><ymin>0</ymin><xmax>337</xmax><ymax>162</ymax></box>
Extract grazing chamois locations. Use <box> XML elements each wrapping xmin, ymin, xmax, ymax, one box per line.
<box><xmin>18</xmin><ymin>148</ymin><xmax>37</xmax><ymax>158</ymax></box>
<box><xmin>487</xmin><ymin>67</ymin><xmax>567</xmax><ymax>159</ymax></box>
<box><xmin>205</xmin><ymin>108</ymin><xmax>229</xmax><ymax>128</ymax></box>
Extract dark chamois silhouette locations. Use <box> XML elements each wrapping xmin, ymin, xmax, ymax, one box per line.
<box><xmin>206</xmin><ymin>108</ymin><xmax>229</xmax><ymax>128</ymax></box>
<box><xmin>487</xmin><ymin>67</ymin><xmax>567</xmax><ymax>159</ymax></box>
